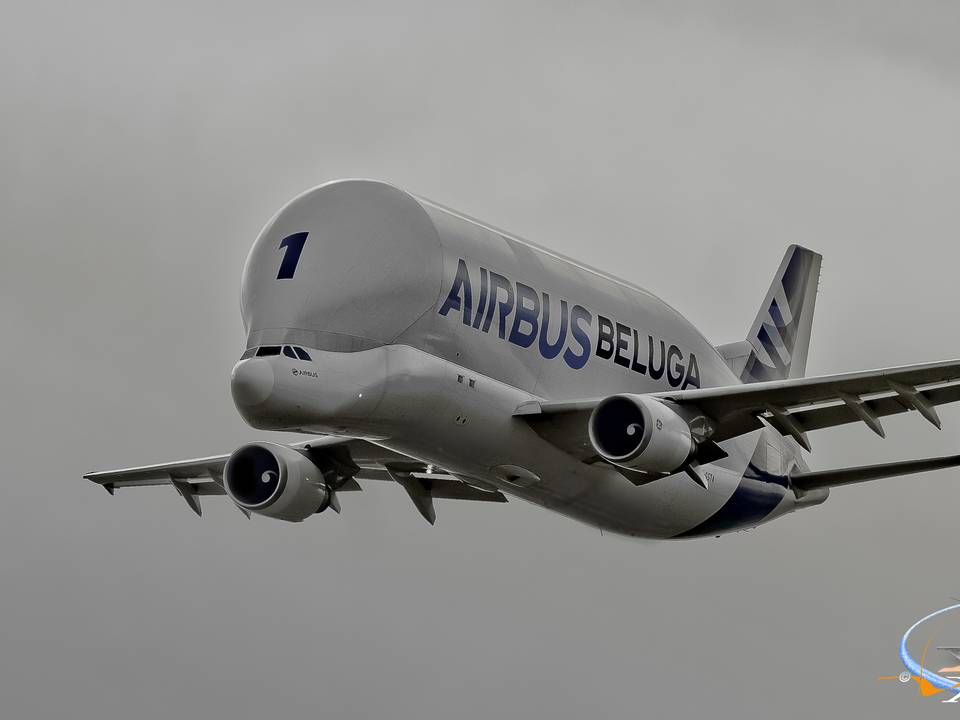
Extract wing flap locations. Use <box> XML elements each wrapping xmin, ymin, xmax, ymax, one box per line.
<box><xmin>191</xmin><ymin>481</ymin><xmax>228</xmax><ymax>495</ymax></box>
<box><xmin>425</xmin><ymin>478</ymin><xmax>507</xmax><ymax>502</ymax></box>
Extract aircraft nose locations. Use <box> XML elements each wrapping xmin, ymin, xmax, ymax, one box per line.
<box><xmin>231</xmin><ymin>358</ymin><xmax>275</xmax><ymax>407</ymax></box>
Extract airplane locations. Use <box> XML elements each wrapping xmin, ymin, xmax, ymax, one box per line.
<box><xmin>84</xmin><ymin>179</ymin><xmax>960</xmax><ymax>538</ymax></box>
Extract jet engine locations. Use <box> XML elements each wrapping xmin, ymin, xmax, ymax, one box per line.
<box><xmin>587</xmin><ymin>395</ymin><xmax>695</xmax><ymax>474</ymax></box>
<box><xmin>223</xmin><ymin>442</ymin><xmax>332</xmax><ymax>521</ymax></box>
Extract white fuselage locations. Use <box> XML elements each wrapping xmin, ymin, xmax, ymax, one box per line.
<box><xmin>230</xmin><ymin>179</ymin><xmax>823</xmax><ymax>538</ymax></box>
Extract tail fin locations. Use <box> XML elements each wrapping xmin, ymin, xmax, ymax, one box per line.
<box><xmin>717</xmin><ymin>245</ymin><xmax>822</xmax><ymax>383</ymax></box>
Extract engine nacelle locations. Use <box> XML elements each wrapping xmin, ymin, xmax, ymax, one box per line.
<box><xmin>587</xmin><ymin>394</ymin><xmax>694</xmax><ymax>474</ymax></box>
<box><xmin>223</xmin><ymin>442</ymin><xmax>330</xmax><ymax>522</ymax></box>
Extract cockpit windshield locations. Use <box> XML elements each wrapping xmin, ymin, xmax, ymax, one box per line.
<box><xmin>243</xmin><ymin>345</ymin><xmax>312</xmax><ymax>361</ymax></box>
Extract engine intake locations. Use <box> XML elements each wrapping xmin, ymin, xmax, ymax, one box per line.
<box><xmin>588</xmin><ymin>395</ymin><xmax>694</xmax><ymax>474</ymax></box>
<box><xmin>224</xmin><ymin>442</ymin><xmax>330</xmax><ymax>522</ymax></box>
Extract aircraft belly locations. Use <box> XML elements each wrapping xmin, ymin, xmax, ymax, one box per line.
<box><xmin>256</xmin><ymin>343</ymin><xmax>793</xmax><ymax>539</ymax></box>
<box><xmin>364</xmin><ymin>349</ymin><xmax>791</xmax><ymax>538</ymax></box>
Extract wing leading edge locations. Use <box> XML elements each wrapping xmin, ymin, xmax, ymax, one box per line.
<box><xmin>519</xmin><ymin>358</ymin><xmax>960</xmax><ymax>454</ymax></box>
<box><xmin>84</xmin><ymin>436</ymin><xmax>505</xmax><ymax>521</ymax></box>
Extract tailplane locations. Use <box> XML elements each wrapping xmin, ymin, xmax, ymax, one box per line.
<box><xmin>791</xmin><ymin>453</ymin><xmax>960</xmax><ymax>491</ymax></box>
<box><xmin>716</xmin><ymin>244</ymin><xmax>822</xmax><ymax>383</ymax></box>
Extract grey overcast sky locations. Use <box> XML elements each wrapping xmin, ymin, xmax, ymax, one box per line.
<box><xmin>3</xmin><ymin>1</ymin><xmax>960</xmax><ymax>718</ymax></box>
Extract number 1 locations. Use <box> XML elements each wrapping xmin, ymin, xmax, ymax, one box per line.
<box><xmin>277</xmin><ymin>232</ymin><xmax>308</xmax><ymax>279</ymax></box>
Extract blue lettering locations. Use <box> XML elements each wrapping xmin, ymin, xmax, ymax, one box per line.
<box><xmin>437</xmin><ymin>260</ymin><xmax>697</xmax><ymax>382</ymax></box>
<box><xmin>438</xmin><ymin>258</ymin><xmax>473</xmax><ymax>325</ymax></box>
<box><xmin>563</xmin><ymin>305</ymin><xmax>592</xmax><ymax>370</ymax></box>
<box><xmin>276</xmin><ymin>232</ymin><xmax>309</xmax><ymax>280</ymax></box>
<box><xmin>630</xmin><ymin>328</ymin><xmax>647</xmax><ymax>374</ymax></box>
<box><xmin>538</xmin><ymin>293</ymin><xmax>568</xmax><ymax>360</ymax></box>
<box><xmin>666</xmin><ymin>344</ymin><xmax>684</xmax><ymax>386</ymax></box>
<box><xmin>648</xmin><ymin>337</ymin><xmax>666</xmax><ymax>380</ymax></box>
<box><xmin>683</xmin><ymin>353</ymin><xmax>701</xmax><ymax>389</ymax></box>
<box><xmin>509</xmin><ymin>283</ymin><xmax>540</xmax><ymax>348</ymax></box>
<box><xmin>482</xmin><ymin>272</ymin><xmax>514</xmax><ymax>339</ymax></box>
<box><xmin>471</xmin><ymin>267</ymin><xmax>489</xmax><ymax>329</ymax></box>
<box><xmin>614</xmin><ymin>322</ymin><xmax>631</xmax><ymax>368</ymax></box>
<box><xmin>596</xmin><ymin>315</ymin><xmax>615</xmax><ymax>360</ymax></box>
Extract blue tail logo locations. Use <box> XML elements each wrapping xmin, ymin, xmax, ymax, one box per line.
<box><xmin>740</xmin><ymin>245</ymin><xmax>821</xmax><ymax>383</ymax></box>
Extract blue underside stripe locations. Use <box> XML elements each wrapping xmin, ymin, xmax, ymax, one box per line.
<box><xmin>673</xmin><ymin>464</ymin><xmax>787</xmax><ymax>538</ymax></box>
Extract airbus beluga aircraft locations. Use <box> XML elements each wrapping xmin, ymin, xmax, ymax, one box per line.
<box><xmin>85</xmin><ymin>179</ymin><xmax>960</xmax><ymax>538</ymax></box>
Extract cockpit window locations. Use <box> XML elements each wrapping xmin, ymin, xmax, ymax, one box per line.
<box><xmin>247</xmin><ymin>345</ymin><xmax>311</xmax><ymax>360</ymax></box>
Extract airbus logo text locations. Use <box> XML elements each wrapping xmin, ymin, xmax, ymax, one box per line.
<box><xmin>439</xmin><ymin>258</ymin><xmax>701</xmax><ymax>389</ymax></box>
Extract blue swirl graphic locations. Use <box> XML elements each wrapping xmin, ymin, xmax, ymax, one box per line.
<box><xmin>900</xmin><ymin>603</ymin><xmax>960</xmax><ymax>691</ymax></box>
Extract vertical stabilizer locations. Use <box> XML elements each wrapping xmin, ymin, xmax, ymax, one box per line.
<box><xmin>720</xmin><ymin>245</ymin><xmax>822</xmax><ymax>383</ymax></box>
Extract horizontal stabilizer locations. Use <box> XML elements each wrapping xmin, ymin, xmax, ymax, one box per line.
<box><xmin>791</xmin><ymin>453</ymin><xmax>960</xmax><ymax>491</ymax></box>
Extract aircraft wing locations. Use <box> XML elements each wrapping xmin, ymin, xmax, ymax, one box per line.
<box><xmin>519</xmin><ymin>359</ymin><xmax>960</xmax><ymax>454</ymax></box>
<box><xmin>84</xmin><ymin>436</ymin><xmax>505</xmax><ymax>522</ymax></box>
